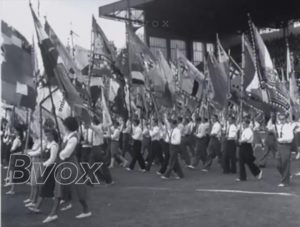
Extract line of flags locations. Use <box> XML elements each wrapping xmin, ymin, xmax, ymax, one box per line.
<box><xmin>2</xmin><ymin>5</ymin><xmax>300</xmax><ymax>129</ymax></box>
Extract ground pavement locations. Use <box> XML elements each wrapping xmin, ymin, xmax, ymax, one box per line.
<box><xmin>2</xmin><ymin>154</ymin><xmax>300</xmax><ymax>227</ymax></box>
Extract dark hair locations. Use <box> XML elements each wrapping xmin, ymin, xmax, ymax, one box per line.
<box><xmin>196</xmin><ymin>117</ymin><xmax>201</xmax><ymax>122</ymax></box>
<box><xmin>63</xmin><ymin>117</ymin><xmax>79</xmax><ymax>132</ymax></box>
<box><xmin>178</xmin><ymin>116</ymin><xmax>183</xmax><ymax>122</ymax></box>
<box><xmin>133</xmin><ymin>119</ymin><xmax>140</xmax><ymax>125</ymax></box>
<box><xmin>171</xmin><ymin>119</ymin><xmax>177</xmax><ymax>125</ymax></box>
<box><xmin>153</xmin><ymin>119</ymin><xmax>158</xmax><ymax>125</ymax></box>
<box><xmin>45</xmin><ymin>128</ymin><xmax>59</xmax><ymax>143</ymax></box>
<box><xmin>113</xmin><ymin>121</ymin><xmax>120</xmax><ymax>127</ymax></box>
<box><xmin>93</xmin><ymin>116</ymin><xmax>100</xmax><ymax>125</ymax></box>
<box><xmin>244</xmin><ymin>119</ymin><xmax>251</xmax><ymax>125</ymax></box>
<box><xmin>15</xmin><ymin>128</ymin><xmax>24</xmax><ymax>141</ymax></box>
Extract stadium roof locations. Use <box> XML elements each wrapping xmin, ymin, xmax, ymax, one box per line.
<box><xmin>99</xmin><ymin>0</ymin><xmax>300</xmax><ymax>41</ymax></box>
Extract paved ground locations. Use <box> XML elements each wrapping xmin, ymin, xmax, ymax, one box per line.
<box><xmin>2</xmin><ymin>154</ymin><xmax>300</xmax><ymax>227</ymax></box>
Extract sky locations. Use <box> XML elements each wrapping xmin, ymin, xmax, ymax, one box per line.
<box><xmin>1</xmin><ymin>0</ymin><xmax>126</xmax><ymax>49</ymax></box>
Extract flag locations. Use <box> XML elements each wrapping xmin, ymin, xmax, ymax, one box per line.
<box><xmin>207</xmin><ymin>52</ymin><xmax>229</xmax><ymax>110</ymax></box>
<box><xmin>101</xmin><ymin>86</ymin><xmax>112</xmax><ymax>125</ymax></box>
<box><xmin>127</xmin><ymin>25</ymin><xmax>174</xmax><ymax>108</ymax></box>
<box><xmin>30</xmin><ymin>5</ymin><xmax>89</xmax><ymax>121</ymax></box>
<box><xmin>127</xmin><ymin>25</ymin><xmax>156</xmax><ymax>86</ymax></box>
<box><xmin>155</xmin><ymin>50</ymin><xmax>176</xmax><ymax>107</ymax></box>
<box><xmin>176</xmin><ymin>49</ymin><xmax>205</xmax><ymax>100</ymax></box>
<box><xmin>1</xmin><ymin>20</ymin><xmax>37</xmax><ymax>109</ymax></box>
<box><xmin>250</xmin><ymin>21</ymin><xmax>290</xmax><ymax>111</ymax></box>
<box><xmin>287</xmin><ymin>47</ymin><xmax>300</xmax><ymax>117</ymax></box>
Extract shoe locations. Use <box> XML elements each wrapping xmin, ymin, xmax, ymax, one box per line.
<box><xmin>187</xmin><ymin>165</ymin><xmax>195</xmax><ymax>169</ymax></box>
<box><xmin>296</xmin><ymin>153</ymin><xmax>300</xmax><ymax>160</ymax></box>
<box><xmin>75</xmin><ymin>212</ymin><xmax>92</xmax><ymax>219</ymax></box>
<box><xmin>139</xmin><ymin>169</ymin><xmax>146</xmax><ymax>173</ymax></box>
<box><xmin>6</xmin><ymin>190</ymin><xmax>15</xmax><ymax>195</ymax></box>
<box><xmin>126</xmin><ymin>167</ymin><xmax>132</xmax><ymax>171</ymax></box>
<box><xmin>3</xmin><ymin>183</ymin><xmax>12</xmax><ymax>187</ymax></box>
<box><xmin>42</xmin><ymin>215</ymin><xmax>58</xmax><ymax>224</ymax></box>
<box><xmin>174</xmin><ymin>176</ymin><xmax>182</xmax><ymax>180</ymax></box>
<box><xmin>295</xmin><ymin>172</ymin><xmax>300</xmax><ymax>176</ymax></box>
<box><xmin>201</xmin><ymin>169</ymin><xmax>208</xmax><ymax>172</ymax></box>
<box><xmin>60</xmin><ymin>204</ymin><xmax>72</xmax><ymax>211</ymax></box>
<box><xmin>3</xmin><ymin>166</ymin><xmax>8</xmax><ymax>169</ymax></box>
<box><xmin>28</xmin><ymin>207</ymin><xmax>41</xmax><ymax>213</ymax></box>
<box><xmin>60</xmin><ymin>200</ymin><xmax>66</xmax><ymax>205</ymax></box>
<box><xmin>24</xmin><ymin>199</ymin><xmax>31</xmax><ymax>203</ymax></box>
<box><xmin>235</xmin><ymin>178</ymin><xmax>241</xmax><ymax>182</ymax></box>
<box><xmin>161</xmin><ymin>176</ymin><xmax>169</xmax><ymax>180</ymax></box>
<box><xmin>156</xmin><ymin>171</ymin><xmax>162</xmax><ymax>176</ymax></box>
<box><xmin>25</xmin><ymin>202</ymin><xmax>35</xmax><ymax>207</ymax></box>
<box><xmin>278</xmin><ymin>183</ymin><xmax>285</xmax><ymax>187</ymax></box>
<box><xmin>108</xmin><ymin>165</ymin><xmax>113</xmax><ymax>169</ymax></box>
<box><xmin>257</xmin><ymin>170</ymin><xmax>263</xmax><ymax>180</ymax></box>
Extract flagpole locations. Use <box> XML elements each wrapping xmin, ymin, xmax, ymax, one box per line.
<box><xmin>126</xmin><ymin>0</ymin><xmax>134</xmax><ymax>126</ymax></box>
<box><xmin>240</xmin><ymin>33</ymin><xmax>245</xmax><ymax>124</ymax></box>
<box><xmin>87</xmin><ymin>17</ymin><xmax>94</xmax><ymax>109</ymax></box>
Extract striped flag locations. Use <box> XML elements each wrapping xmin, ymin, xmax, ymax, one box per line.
<box><xmin>250</xmin><ymin>21</ymin><xmax>290</xmax><ymax>111</ymax></box>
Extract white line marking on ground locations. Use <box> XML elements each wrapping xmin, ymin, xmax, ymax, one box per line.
<box><xmin>122</xmin><ymin>186</ymin><xmax>298</xmax><ymax>196</ymax></box>
<box><xmin>195</xmin><ymin>189</ymin><xmax>297</xmax><ymax>196</ymax></box>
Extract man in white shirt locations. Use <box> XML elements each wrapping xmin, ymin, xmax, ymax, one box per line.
<box><xmin>203</xmin><ymin>115</ymin><xmax>223</xmax><ymax>171</ymax></box>
<box><xmin>190</xmin><ymin>117</ymin><xmax>207</xmax><ymax>168</ymax></box>
<box><xmin>127</xmin><ymin>119</ymin><xmax>146</xmax><ymax>171</ymax></box>
<box><xmin>162</xmin><ymin>117</ymin><xmax>184</xmax><ymax>179</ymax></box>
<box><xmin>223</xmin><ymin>116</ymin><xmax>238</xmax><ymax>174</ymax></box>
<box><xmin>145</xmin><ymin>119</ymin><xmax>164</xmax><ymax>171</ymax></box>
<box><xmin>90</xmin><ymin>116</ymin><xmax>113</xmax><ymax>185</ymax></box>
<box><xmin>276</xmin><ymin>113</ymin><xmax>294</xmax><ymax>187</ymax></box>
<box><xmin>236</xmin><ymin>118</ymin><xmax>262</xmax><ymax>182</ymax></box>
<box><xmin>177</xmin><ymin>116</ymin><xmax>191</xmax><ymax>166</ymax></box>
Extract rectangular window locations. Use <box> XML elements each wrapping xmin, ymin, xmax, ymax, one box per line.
<box><xmin>149</xmin><ymin>37</ymin><xmax>167</xmax><ymax>59</ymax></box>
<box><xmin>206</xmin><ymin>43</ymin><xmax>215</xmax><ymax>54</ymax></box>
<box><xmin>170</xmin><ymin>39</ymin><xmax>186</xmax><ymax>60</ymax></box>
<box><xmin>193</xmin><ymin>41</ymin><xmax>203</xmax><ymax>66</ymax></box>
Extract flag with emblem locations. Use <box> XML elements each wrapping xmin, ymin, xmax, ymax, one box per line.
<box><xmin>1</xmin><ymin>20</ymin><xmax>37</xmax><ymax>109</ymax></box>
<box><xmin>176</xmin><ymin>49</ymin><xmax>205</xmax><ymax>100</ymax></box>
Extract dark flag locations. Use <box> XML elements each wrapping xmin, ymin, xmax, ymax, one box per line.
<box><xmin>30</xmin><ymin>5</ymin><xmax>89</xmax><ymax>122</ymax></box>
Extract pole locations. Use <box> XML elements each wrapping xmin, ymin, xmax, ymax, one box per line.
<box><xmin>87</xmin><ymin>17</ymin><xmax>95</xmax><ymax>109</ymax></box>
<box><xmin>240</xmin><ymin>33</ymin><xmax>245</xmax><ymax>124</ymax></box>
<box><xmin>126</xmin><ymin>0</ymin><xmax>134</xmax><ymax>129</ymax></box>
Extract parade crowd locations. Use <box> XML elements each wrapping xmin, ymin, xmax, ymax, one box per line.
<box><xmin>1</xmin><ymin>110</ymin><xmax>300</xmax><ymax>224</ymax></box>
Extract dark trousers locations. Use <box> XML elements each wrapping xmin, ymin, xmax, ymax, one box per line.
<box><xmin>260</xmin><ymin>133</ymin><xmax>277</xmax><ymax>166</ymax></box>
<box><xmin>179</xmin><ymin>136</ymin><xmax>191</xmax><ymax>165</ymax></box>
<box><xmin>90</xmin><ymin>145</ymin><xmax>113</xmax><ymax>184</ymax></box>
<box><xmin>129</xmin><ymin>140</ymin><xmax>145</xmax><ymax>170</ymax></box>
<box><xmin>80</xmin><ymin>146</ymin><xmax>92</xmax><ymax>178</ymax></box>
<box><xmin>223</xmin><ymin>140</ymin><xmax>237</xmax><ymax>173</ymax></box>
<box><xmin>146</xmin><ymin>140</ymin><xmax>164</xmax><ymax>171</ymax></box>
<box><xmin>164</xmin><ymin>144</ymin><xmax>184</xmax><ymax>178</ymax></box>
<box><xmin>122</xmin><ymin>133</ymin><xmax>131</xmax><ymax>157</ymax></box>
<box><xmin>193</xmin><ymin>136</ymin><xmax>209</xmax><ymax>167</ymax></box>
<box><xmin>159</xmin><ymin>141</ymin><xmax>170</xmax><ymax>174</ymax></box>
<box><xmin>276</xmin><ymin>143</ymin><xmax>292</xmax><ymax>185</ymax></box>
<box><xmin>239</xmin><ymin>143</ymin><xmax>260</xmax><ymax>180</ymax></box>
<box><xmin>204</xmin><ymin>136</ymin><xmax>222</xmax><ymax>169</ymax></box>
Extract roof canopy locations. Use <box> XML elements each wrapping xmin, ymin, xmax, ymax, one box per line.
<box><xmin>99</xmin><ymin>0</ymin><xmax>300</xmax><ymax>41</ymax></box>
